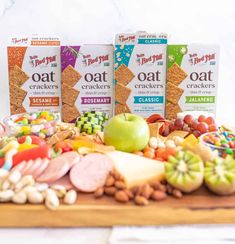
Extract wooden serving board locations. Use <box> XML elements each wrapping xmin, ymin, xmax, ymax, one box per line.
<box><xmin>1</xmin><ymin>186</ymin><xmax>235</xmax><ymax>227</ymax></box>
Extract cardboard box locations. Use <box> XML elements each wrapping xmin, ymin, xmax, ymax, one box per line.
<box><xmin>7</xmin><ymin>36</ymin><xmax>61</xmax><ymax>115</ymax></box>
<box><xmin>166</xmin><ymin>44</ymin><xmax>220</xmax><ymax>119</ymax></box>
<box><xmin>61</xmin><ymin>45</ymin><xmax>114</xmax><ymax>122</ymax></box>
<box><xmin>114</xmin><ymin>32</ymin><xmax>167</xmax><ymax>118</ymax></box>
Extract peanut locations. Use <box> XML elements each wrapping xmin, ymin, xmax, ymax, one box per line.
<box><xmin>134</xmin><ymin>196</ymin><xmax>149</xmax><ymax>206</ymax></box>
<box><xmin>114</xmin><ymin>181</ymin><xmax>126</xmax><ymax>190</ymax></box>
<box><xmin>105</xmin><ymin>175</ymin><xmax>115</xmax><ymax>187</ymax></box>
<box><xmin>151</xmin><ymin>190</ymin><xmax>167</xmax><ymax>201</ymax></box>
<box><xmin>114</xmin><ymin>190</ymin><xmax>129</xmax><ymax>203</ymax></box>
<box><xmin>104</xmin><ymin>187</ymin><xmax>116</xmax><ymax>196</ymax></box>
<box><xmin>94</xmin><ymin>187</ymin><xmax>104</xmax><ymax>198</ymax></box>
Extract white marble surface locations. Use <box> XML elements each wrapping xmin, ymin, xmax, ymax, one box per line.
<box><xmin>0</xmin><ymin>0</ymin><xmax>235</xmax><ymax>243</ymax></box>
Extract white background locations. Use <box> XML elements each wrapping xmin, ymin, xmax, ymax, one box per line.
<box><xmin>0</xmin><ymin>0</ymin><xmax>235</xmax><ymax>243</ymax></box>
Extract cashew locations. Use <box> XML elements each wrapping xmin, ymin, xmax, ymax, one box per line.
<box><xmin>0</xmin><ymin>190</ymin><xmax>14</xmax><ymax>202</ymax></box>
<box><xmin>35</xmin><ymin>183</ymin><xmax>49</xmax><ymax>192</ymax></box>
<box><xmin>8</xmin><ymin>171</ymin><xmax>21</xmax><ymax>185</ymax></box>
<box><xmin>172</xmin><ymin>136</ymin><xmax>184</xmax><ymax>146</ymax></box>
<box><xmin>12</xmin><ymin>191</ymin><xmax>27</xmax><ymax>204</ymax></box>
<box><xmin>1</xmin><ymin>180</ymin><xmax>11</xmax><ymax>190</ymax></box>
<box><xmin>0</xmin><ymin>169</ymin><xmax>9</xmax><ymax>179</ymax></box>
<box><xmin>14</xmin><ymin>175</ymin><xmax>35</xmax><ymax>192</ymax></box>
<box><xmin>64</xmin><ymin>190</ymin><xmax>77</xmax><ymax>205</ymax></box>
<box><xmin>50</xmin><ymin>185</ymin><xmax>67</xmax><ymax>198</ymax></box>
<box><xmin>149</xmin><ymin>137</ymin><xmax>158</xmax><ymax>149</ymax></box>
<box><xmin>27</xmin><ymin>191</ymin><xmax>44</xmax><ymax>204</ymax></box>
<box><xmin>45</xmin><ymin>189</ymin><xmax>60</xmax><ymax>210</ymax></box>
<box><xmin>165</xmin><ymin>140</ymin><xmax>176</xmax><ymax>148</ymax></box>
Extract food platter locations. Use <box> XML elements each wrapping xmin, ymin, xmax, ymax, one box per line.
<box><xmin>1</xmin><ymin>186</ymin><xmax>235</xmax><ymax>227</ymax></box>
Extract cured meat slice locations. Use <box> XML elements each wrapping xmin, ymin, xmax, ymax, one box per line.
<box><xmin>33</xmin><ymin>158</ymin><xmax>50</xmax><ymax>179</ymax></box>
<box><xmin>70</xmin><ymin>153</ymin><xmax>113</xmax><ymax>192</ymax></box>
<box><xmin>50</xmin><ymin>174</ymin><xmax>75</xmax><ymax>190</ymax></box>
<box><xmin>36</xmin><ymin>152</ymin><xmax>80</xmax><ymax>183</ymax></box>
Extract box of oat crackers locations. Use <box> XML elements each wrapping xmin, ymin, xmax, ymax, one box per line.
<box><xmin>166</xmin><ymin>44</ymin><xmax>220</xmax><ymax>119</ymax></box>
<box><xmin>61</xmin><ymin>45</ymin><xmax>114</xmax><ymax>122</ymax></box>
<box><xmin>114</xmin><ymin>32</ymin><xmax>167</xmax><ymax>118</ymax></box>
<box><xmin>7</xmin><ymin>36</ymin><xmax>61</xmax><ymax>115</ymax></box>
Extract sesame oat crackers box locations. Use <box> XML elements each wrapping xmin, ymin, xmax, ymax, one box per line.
<box><xmin>61</xmin><ymin>45</ymin><xmax>114</xmax><ymax>122</ymax></box>
<box><xmin>114</xmin><ymin>32</ymin><xmax>167</xmax><ymax>118</ymax></box>
<box><xmin>166</xmin><ymin>44</ymin><xmax>220</xmax><ymax>119</ymax></box>
<box><xmin>7</xmin><ymin>36</ymin><xmax>61</xmax><ymax>115</ymax></box>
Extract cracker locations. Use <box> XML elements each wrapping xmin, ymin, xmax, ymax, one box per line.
<box><xmin>9</xmin><ymin>84</ymin><xmax>27</xmax><ymax>107</ymax></box>
<box><xmin>10</xmin><ymin>104</ymin><xmax>27</xmax><ymax>115</ymax></box>
<box><xmin>167</xmin><ymin>62</ymin><xmax>187</xmax><ymax>85</ymax></box>
<box><xmin>166</xmin><ymin>82</ymin><xmax>184</xmax><ymax>104</ymax></box>
<box><xmin>115</xmin><ymin>64</ymin><xmax>135</xmax><ymax>85</ymax></box>
<box><xmin>115</xmin><ymin>82</ymin><xmax>131</xmax><ymax>104</ymax></box>
<box><xmin>165</xmin><ymin>102</ymin><xmax>182</xmax><ymax>120</ymax></box>
<box><xmin>62</xmin><ymin>104</ymin><xmax>80</xmax><ymax>123</ymax></box>
<box><xmin>62</xmin><ymin>83</ymin><xmax>80</xmax><ymax>106</ymax></box>
<box><xmin>62</xmin><ymin>64</ymin><xmax>82</xmax><ymax>87</ymax></box>
<box><xmin>115</xmin><ymin>103</ymin><xmax>131</xmax><ymax>114</ymax></box>
<box><xmin>8</xmin><ymin>47</ymin><xmax>27</xmax><ymax>70</ymax></box>
<box><xmin>9</xmin><ymin>65</ymin><xmax>29</xmax><ymax>87</ymax></box>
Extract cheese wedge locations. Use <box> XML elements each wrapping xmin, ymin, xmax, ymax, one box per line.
<box><xmin>105</xmin><ymin>151</ymin><xmax>165</xmax><ymax>188</ymax></box>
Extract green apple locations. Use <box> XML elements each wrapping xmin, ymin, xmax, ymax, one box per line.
<box><xmin>104</xmin><ymin>113</ymin><xmax>150</xmax><ymax>152</ymax></box>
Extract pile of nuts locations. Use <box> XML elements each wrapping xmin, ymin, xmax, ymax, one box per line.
<box><xmin>0</xmin><ymin>169</ymin><xmax>77</xmax><ymax>210</ymax></box>
<box><xmin>94</xmin><ymin>171</ymin><xmax>183</xmax><ymax>206</ymax></box>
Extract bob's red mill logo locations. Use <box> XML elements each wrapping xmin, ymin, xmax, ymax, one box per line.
<box><xmin>136</xmin><ymin>53</ymin><xmax>163</xmax><ymax>65</ymax></box>
<box><xmin>82</xmin><ymin>54</ymin><xmax>109</xmax><ymax>66</ymax></box>
<box><xmin>189</xmin><ymin>53</ymin><xmax>216</xmax><ymax>65</ymax></box>
<box><xmin>29</xmin><ymin>55</ymin><xmax>57</xmax><ymax>67</ymax></box>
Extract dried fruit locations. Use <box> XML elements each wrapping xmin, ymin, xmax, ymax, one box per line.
<box><xmin>115</xmin><ymin>190</ymin><xmax>129</xmax><ymax>203</ymax></box>
<box><xmin>204</xmin><ymin>155</ymin><xmax>235</xmax><ymax>195</ymax></box>
<box><xmin>165</xmin><ymin>150</ymin><xmax>204</xmax><ymax>193</ymax></box>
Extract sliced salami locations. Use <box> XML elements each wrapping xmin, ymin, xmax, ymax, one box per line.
<box><xmin>36</xmin><ymin>152</ymin><xmax>80</xmax><ymax>183</ymax></box>
<box><xmin>32</xmin><ymin>158</ymin><xmax>50</xmax><ymax>179</ymax></box>
<box><xmin>69</xmin><ymin>153</ymin><xmax>113</xmax><ymax>192</ymax></box>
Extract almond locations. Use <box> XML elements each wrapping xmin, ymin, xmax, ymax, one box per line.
<box><xmin>151</xmin><ymin>190</ymin><xmax>167</xmax><ymax>201</ymax></box>
<box><xmin>130</xmin><ymin>186</ymin><xmax>139</xmax><ymax>196</ymax></box>
<box><xmin>134</xmin><ymin>195</ymin><xmax>149</xmax><ymax>206</ymax></box>
<box><xmin>111</xmin><ymin>171</ymin><xmax>123</xmax><ymax>181</ymax></box>
<box><xmin>151</xmin><ymin>182</ymin><xmax>160</xmax><ymax>190</ymax></box>
<box><xmin>115</xmin><ymin>181</ymin><xmax>126</xmax><ymax>190</ymax></box>
<box><xmin>105</xmin><ymin>175</ymin><xmax>115</xmax><ymax>187</ymax></box>
<box><xmin>172</xmin><ymin>189</ymin><xmax>183</xmax><ymax>199</ymax></box>
<box><xmin>115</xmin><ymin>190</ymin><xmax>129</xmax><ymax>203</ymax></box>
<box><xmin>140</xmin><ymin>184</ymin><xmax>154</xmax><ymax>199</ymax></box>
<box><xmin>94</xmin><ymin>187</ymin><xmax>104</xmax><ymax>198</ymax></box>
<box><xmin>158</xmin><ymin>184</ymin><xmax>167</xmax><ymax>193</ymax></box>
<box><xmin>104</xmin><ymin>186</ymin><xmax>116</xmax><ymax>196</ymax></box>
<box><xmin>124</xmin><ymin>189</ymin><xmax>134</xmax><ymax>200</ymax></box>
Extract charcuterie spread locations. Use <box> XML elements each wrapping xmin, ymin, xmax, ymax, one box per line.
<box><xmin>2</xmin><ymin>32</ymin><xmax>234</xmax><ymax>217</ymax></box>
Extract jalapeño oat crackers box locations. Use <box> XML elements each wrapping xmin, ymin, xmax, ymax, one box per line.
<box><xmin>166</xmin><ymin>44</ymin><xmax>219</xmax><ymax>119</ymax></box>
<box><xmin>7</xmin><ymin>36</ymin><xmax>61</xmax><ymax>115</ymax></box>
<box><xmin>61</xmin><ymin>45</ymin><xmax>114</xmax><ymax>122</ymax></box>
<box><xmin>114</xmin><ymin>32</ymin><xmax>167</xmax><ymax>118</ymax></box>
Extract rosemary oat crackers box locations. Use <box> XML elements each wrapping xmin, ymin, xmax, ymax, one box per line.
<box><xmin>114</xmin><ymin>32</ymin><xmax>167</xmax><ymax>118</ymax></box>
<box><xmin>166</xmin><ymin>44</ymin><xmax>220</xmax><ymax>119</ymax></box>
<box><xmin>7</xmin><ymin>36</ymin><xmax>61</xmax><ymax>115</ymax></box>
<box><xmin>61</xmin><ymin>45</ymin><xmax>114</xmax><ymax>122</ymax></box>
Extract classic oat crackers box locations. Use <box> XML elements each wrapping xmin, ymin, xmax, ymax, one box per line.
<box><xmin>114</xmin><ymin>32</ymin><xmax>167</xmax><ymax>118</ymax></box>
<box><xmin>166</xmin><ymin>44</ymin><xmax>219</xmax><ymax>119</ymax></box>
<box><xmin>61</xmin><ymin>45</ymin><xmax>114</xmax><ymax>122</ymax></box>
<box><xmin>7</xmin><ymin>36</ymin><xmax>61</xmax><ymax>115</ymax></box>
